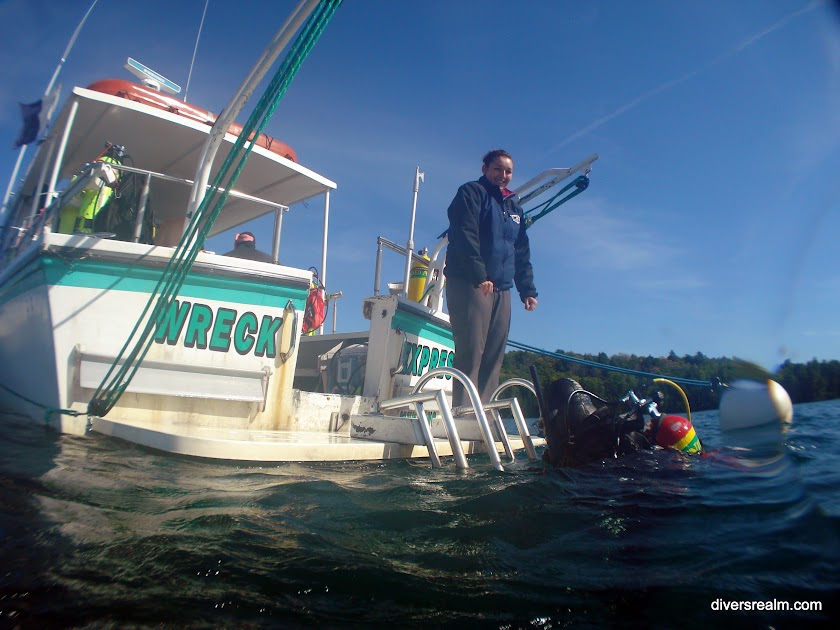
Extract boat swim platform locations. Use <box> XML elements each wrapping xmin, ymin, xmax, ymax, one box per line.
<box><xmin>89</xmin><ymin>416</ymin><xmax>545</xmax><ymax>464</ymax></box>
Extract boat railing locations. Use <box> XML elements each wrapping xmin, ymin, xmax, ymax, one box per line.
<box><xmin>0</xmin><ymin>162</ymin><xmax>105</xmax><ymax>262</ymax></box>
<box><xmin>103</xmin><ymin>162</ymin><xmax>290</xmax><ymax>251</ymax></box>
<box><xmin>325</xmin><ymin>291</ymin><xmax>342</xmax><ymax>333</ymax></box>
<box><xmin>109</xmin><ymin>162</ymin><xmax>290</xmax><ymax>212</ymax></box>
<box><xmin>377</xmin><ymin>368</ymin><xmax>540</xmax><ymax>470</ymax></box>
<box><xmin>381</xmin><ymin>366</ymin><xmax>501</xmax><ymax>470</ymax></box>
<box><xmin>379</xmin><ymin>388</ymin><xmax>465</xmax><ymax>469</ymax></box>
<box><xmin>1</xmin><ymin>161</ymin><xmax>291</xmax><ymax>265</ymax></box>
<box><xmin>422</xmin><ymin>236</ymin><xmax>448</xmax><ymax>312</ymax></box>
<box><xmin>372</xmin><ymin>235</ymin><xmax>433</xmax><ymax>298</ymax></box>
<box><xmin>488</xmin><ymin>377</ymin><xmax>539</xmax><ymax>460</ymax></box>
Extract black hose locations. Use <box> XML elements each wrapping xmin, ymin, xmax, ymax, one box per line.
<box><xmin>529</xmin><ymin>365</ymin><xmax>548</xmax><ymax>433</ymax></box>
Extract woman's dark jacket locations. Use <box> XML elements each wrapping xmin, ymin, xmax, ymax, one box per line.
<box><xmin>443</xmin><ymin>175</ymin><xmax>537</xmax><ymax>302</ymax></box>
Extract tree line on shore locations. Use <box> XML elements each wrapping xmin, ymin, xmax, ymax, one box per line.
<box><xmin>500</xmin><ymin>349</ymin><xmax>840</xmax><ymax>417</ymax></box>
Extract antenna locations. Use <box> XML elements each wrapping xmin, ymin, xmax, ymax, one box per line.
<box><xmin>124</xmin><ymin>57</ymin><xmax>182</xmax><ymax>94</ymax></box>
<box><xmin>184</xmin><ymin>0</ymin><xmax>210</xmax><ymax>103</ymax></box>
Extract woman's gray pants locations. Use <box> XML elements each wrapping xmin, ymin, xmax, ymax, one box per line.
<box><xmin>445</xmin><ymin>276</ymin><xmax>511</xmax><ymax>409</ymax></box>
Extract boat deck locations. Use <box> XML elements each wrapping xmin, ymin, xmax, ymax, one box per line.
<box><xmin>90</xmin><ymin>416</ymin><xmax>544</xmax><ymax>464</ymax></box>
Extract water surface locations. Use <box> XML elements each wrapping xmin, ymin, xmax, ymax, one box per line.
<box><xmin>1</xmin><ymin>401</ymin><xmax>838</xmax><ymax>628</ymax></box>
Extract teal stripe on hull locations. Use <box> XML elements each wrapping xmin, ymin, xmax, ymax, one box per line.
<box><xmin>392</xmin><ymin>308</ymin><xmax>453</xmax><ymax>349</ymax></box>
<box><xmin>0</xmin><ymin>254</ymin><xmax>308</xmax><ymax>309</ymax></box>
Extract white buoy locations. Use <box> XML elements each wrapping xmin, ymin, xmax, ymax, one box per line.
<box><xmin>719</xmin><ymin>379</ymin><xmax>793</xmax><ymax>432</ymax></box>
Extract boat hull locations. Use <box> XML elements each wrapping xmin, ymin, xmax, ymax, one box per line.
<box><xmin>0</xmin><ymin>232</ymin><xmax>310</xmax><ymax>435</ymax></box>
<box><xmin>0</xmin><ymin>234</ymin><xmax>541</xmax><ymax>465</ymax></box>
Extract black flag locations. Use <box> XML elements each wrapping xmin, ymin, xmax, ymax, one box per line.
<box><xmin>14</xmin><ymin>100</ymin><xmax>42</xmax><ymax>148</ymax></box>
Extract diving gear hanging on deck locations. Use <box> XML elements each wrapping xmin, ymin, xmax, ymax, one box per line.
<box><xmin>58</xmin><ymin>147</ymin><xmax>123</xmax><ymax>234</ymax></box>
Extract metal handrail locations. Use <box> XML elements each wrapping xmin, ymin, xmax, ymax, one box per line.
<box><xmin>490</xmin><ymin>378</ymin><xmax>539</xmax><ymax>460</ymax></box>
<box><xmin>412</xmin><ymin>366</ymin><xmax>503</xmax><ymax>471</ymax></box>
<box><xmin>325</xmin><ymin>291</ymin><xmax>342</xmax><ymax>333</ymax></box>
<box><xmin>107</xmin><ymin>162</ymin><xmax>289</xmax><ymax>211</ymax></box>
<box><xmin>483</xmin><ymin>396</ymin><xmax>537</xmax><ymax>461</ymax></box>
<box><xmin>0</xmin><ymin>161</ymin><xmax>103</xmax><ymax>260</ymax></box>
<box><xmin>378</xmin><ymin>372</ymin><xmax>540</xmax><ymax>470</ymax></box>
<box><xmin>278</xmin><ymin>300</ymin><xmax>299</xmax><ymax>363</ymax></box>
<box><xmin>5</xmin><ymin>160</ymin><xmax>290</xmax><ymax>259</ymax></box>
<box><xmin>373</xmin><ymin>235</ymin><xmax>435</xmax><ymax>296</ymax></box>
<box><xmin>490</xmin><ymin>377</ymin><xmax>536</xmax><ymax>400</ymax></box>
<box><xmin>389</xmin><ymin>327</ymin><xmax>409</xmax><ymax>376</ymax></box>
<box><xmin>379</xmin><ymin>388</ymin><xmax>446</xmax><ymax>468</ymax></box>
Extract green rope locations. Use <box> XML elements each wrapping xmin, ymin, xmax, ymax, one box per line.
<box><xmin>88</xmin><ymin>0</ymin><xmax>343</xmax><ymax>417</ymax></box>
<box><xmin>506</xmin><ymin>339</ymin><xmax>715</xmax><ymax>389</ymax></box>
<box><xmin>0</xmin><ymin>382</ymin><xmax>84</xmax><ymax>421</ymax></box>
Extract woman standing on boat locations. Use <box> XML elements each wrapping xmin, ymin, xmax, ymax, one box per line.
<box><xmin>444</xmin><ymin>149</ymin><xmax>538</xmax><ymax>409</ymax></box>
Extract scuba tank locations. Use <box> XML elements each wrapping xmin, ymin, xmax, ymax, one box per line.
<box><xmin>58</xmin><ymin>144</ymin><xmax>124</xmax><ymax>234</ymax></box>
<box><xmin>408</xmin><ymin>248</ymin><xmax>430</xmax><ymax>302</ymax></box>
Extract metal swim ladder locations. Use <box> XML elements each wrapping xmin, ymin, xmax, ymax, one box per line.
<box><xmin>378</xmin><ymin>368</ymin><xmax>538</xmax><ymax>471</ymax></box>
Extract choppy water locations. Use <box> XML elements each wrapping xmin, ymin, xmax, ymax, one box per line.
<box><xmin>1</xmin><ymin>401</ymin><xmax>838</xmax><ymax>629</ymax></box>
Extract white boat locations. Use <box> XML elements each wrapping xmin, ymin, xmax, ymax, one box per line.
<box><xmin>0</xmin><ymin>1</ymin><xmax>596</xmax><ymax>469</ymax></box>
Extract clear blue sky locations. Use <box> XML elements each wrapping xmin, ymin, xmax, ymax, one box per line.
<box><xmin>1</xmin><ymin>0</ymin><xmax>838</xmax><ymax>372</ymax></box>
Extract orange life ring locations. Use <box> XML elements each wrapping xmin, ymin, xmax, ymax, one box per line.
<box><xmin>86</xmin><ymin>79</ymin><xmax>298</xmax><ymax>162</ymax></box>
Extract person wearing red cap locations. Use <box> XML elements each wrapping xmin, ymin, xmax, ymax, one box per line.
<box><xmin>222</xmin><ymin>231</ymin><xmax>274</xmax><ymax>263</ymax></box>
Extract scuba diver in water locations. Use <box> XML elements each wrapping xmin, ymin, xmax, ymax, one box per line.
<box><xmin>538</xmin><ymin>377</ymin><xmax>702</xmax><ymax>467</ymax></box>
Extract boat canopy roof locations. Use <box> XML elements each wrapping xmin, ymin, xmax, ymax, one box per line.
<box><xmin>23</xmin><ymin>85</ymin><xmax>336</xmax><ymax>237</ymax></box>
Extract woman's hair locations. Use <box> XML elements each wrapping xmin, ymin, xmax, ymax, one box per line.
<box><xmin>482</xmin><ymin>149</ymin><xmax>513</xmax><ymax>167</ymax></box>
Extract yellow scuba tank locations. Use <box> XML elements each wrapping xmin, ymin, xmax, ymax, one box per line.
<box><xmin>408</xmin><ymin>248</ymin><xmax>430</xmax><ymax>302</ymax></box>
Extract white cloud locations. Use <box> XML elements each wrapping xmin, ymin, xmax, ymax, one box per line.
<box><xmin>543</xmin><ymin>1</ymin><xmax>823</xmax><ymax>157</ymax></box>
<box><xmin>813</xmin><ymin>274</ymin><xmax>840</xmax><ymax>291</ymax></box>
<box><xmin>529</xmin><ymin>196</ymin><xmax>675</xmax><ymax>270</ymax></box>
<box><xmin>527</xmin><ymin>195</ymin><xmax>714</xmax><ymax>297</ymax></box>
